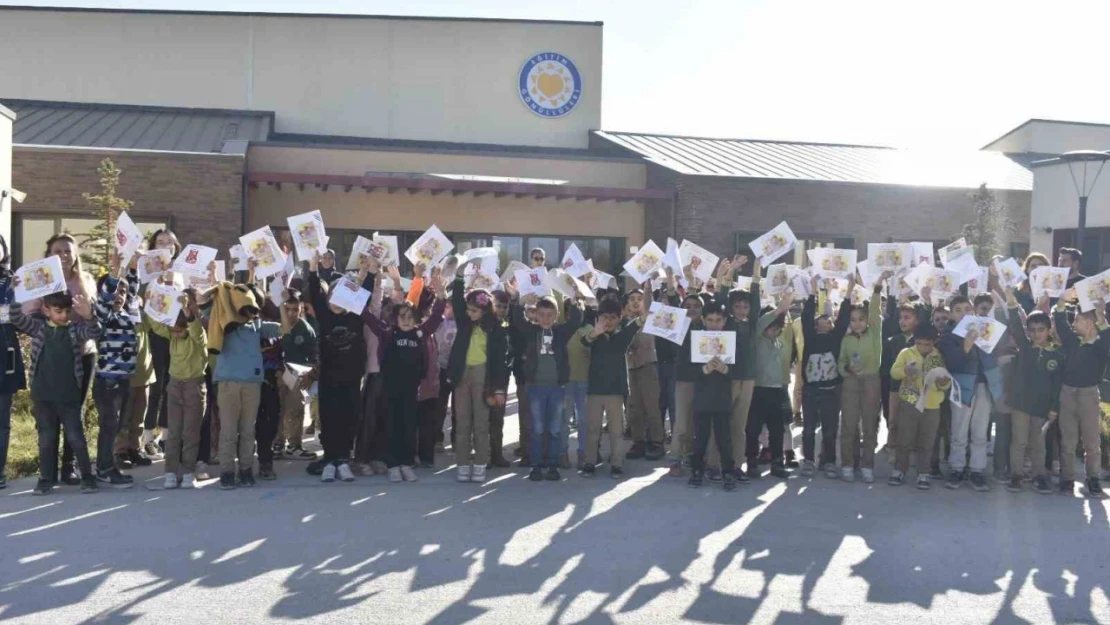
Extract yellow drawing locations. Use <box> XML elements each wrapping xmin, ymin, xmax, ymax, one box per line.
<box><xmin>414</xmin><ymin>238</ymin><xmax>443</xmax><ymax>264</ymax></box>
<box><xmin>633</xmin><ymin>251</ymin><xmax>661</xmax><ymax>274</ymax></box>
<box><xmin>653</xmin><ymin>311</ymin><xmax>678</xmax><ymax>331</ymax></box>
<box><xmin>1041</xmin><ymin>272</ymin><xmax>1065</xmax><ymax>292</ymax></box>
<box><xmin>25</xmin><ymin>266</ymin><xmax>53</xmax><ymax>290</ymax></box>
<box><xmin>761</xmin><ymin>233</ymin><xmax>788</xmax><ymax>257</ymax></box>
<box><xmin>699</xmin><ymin>335</ymin><xmax>727</xmax><ymax>357</ymax></box>
<box><xmin>296</xmin><ymin>221</ymin><xmax>320</xmax><ymax>249</ymax></box>
<box><xmin>821</xmin><ymin>253</ymin><xmax>847</xmax><ymax>272</ymax></box>
<box><xmin>771</xmin><ymin>269</ymin><xmax>789</xmax><ymax>288</ymax></box>
<box><xmin>978</xmin><ymin>321</ymin><xmax>994</xmax><ymax>343</ymax></box>
<box><xmin>250</xmin><ymin>239</ymin><xmax>276</xmax><ymax>267</ymax></box>
<box><xmin>470</xmin><ymin>274</ymin><xmax>496</xmax><ymax>291</ymax></box>
<box><xmin>879</xmin><ymin>249</ymin><xmax>904</xmax><ymax>268</ymax></box>
<box><xmin>149</xmin><ymin>291</ymin><xmax>172</xmax><ymax>314</ymax></box>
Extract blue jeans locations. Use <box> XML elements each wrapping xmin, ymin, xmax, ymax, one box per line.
<box><xmin>0</xmin><ymin>393</ymin><xmax>13</xmax><ymax>478</ymax></box>
<box><xmin>657</xmin><ymin>362</ymin><xmax>677</xmax><ymax>432</ymax></box>
<box><xmin>529</xmin><ymin>385</ymin><xmax>566</xmax><ymax>466</ymax></box>
<box><xmin>563</xmin><ymin>381</ymin><xmax>588</xmax><ymax>458</ymax></box>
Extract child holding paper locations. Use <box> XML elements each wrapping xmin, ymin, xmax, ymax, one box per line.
<box><xmin>9</xmin><ymin>287</ymin><xmax>102</xmax><ymax>495</ymax></box>
<box><xmin>688</xmin><ymin>301</ymin><xmax>738</xmax><ymax>491</ymax></box>
<box><xmin>307</xmin><ymin>254</ymin><xmax>370</xmax><ymax>484</ymax></box>
<box><xmin>837</xmin><ymin>274</ymin><xmax>887</xmax><ymax>484</ymax></box>
<box><xmin>889</xmin><ymin>324</ymin><xmax>949</xmax><ymax>489</ymax></box>
<box><xmin>879</xmin><ymin>288</ymin><xmax>931</xmax><ymax>461</ymax></box>
<box><xmin>800</xmin><ymin>274</ymin><xmax>854</xmax><ymax>478</ymax></box>
<box><xmin>623</xmin><ymin>288</ymin><xmax>666</xmax><ymax>462</ymax></box>
<box><xmin>744</xmin><ymin>293</ymin><xmax>794</xmax><ymax>479</ymax></box>
<box><xmin>275</xmin><ymin>288</ymin><xmax>318</xmax><ymax>460</ymax></box>
<box><xmin>1052</xmin><ymin>290</ymin><xmax>1108</xmax><ymax>498</ymax></box>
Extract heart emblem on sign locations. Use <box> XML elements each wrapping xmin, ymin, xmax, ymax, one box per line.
<box><xmin>537</xmin><ymin>72</ymin><xmax>565</xmax><ymax>98</ymax></box>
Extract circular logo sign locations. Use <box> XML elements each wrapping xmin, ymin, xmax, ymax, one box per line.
<box><xmin>518</xmin><ymin>53</ymin><xmax>582</xmax><ymax>118</ymax></box>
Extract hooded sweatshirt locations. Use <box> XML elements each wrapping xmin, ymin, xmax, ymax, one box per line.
<box><xmin>801</xmin><ymin>294</ymin><xmax>851</xmax><ymax>389</ymax></box>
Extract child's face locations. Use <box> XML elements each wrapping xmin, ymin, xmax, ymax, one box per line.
<box><xmin>732</xmin><ymin>299</ymin><xmax>750</xmax><ymax>321</ymax></box>
<box><xmin>898</xmin><ymin>309</ymin><xmax>917</xmax><ymax>333</ymax></box>
<box><xmin>599</xmin><ymin>312</ymin><xmax>620</xmax><ymax>331</ymax></box>
<box><xmin>396</xmin><ymin>308</ymin><xmax>416</xmax><ymax>331</ymax></box>
<box><xmin>849</xmin><ymin>309</ymin><xmax>868</xmax><ymax>335</ymax></box>
<box><xmin>763</xmin><ymin>324</ymin><xmax>783</xmax><ymax>339</ymax></box>
<box><xmin>320</xmin><ymin>252</ymin><xmax>335</xmax><ymax>269</ymax></box>
<box><xmin>466</xmin><ymin>305</ymin><xmax>483</xmax><ymax>322</ymax></box>
<box><xmin>703</xmin><ymin>312</ymin><xmax>726</xmax><ymax>331</ymax></box>
<box><xmin>950</xmin><ymin>302</ymin><xmax>972</xmax><ymax>324</ymax></box>
<box><xmin>684</xmin><ymin>298</ymin><xmax>703</xmax><ymax>322</ymax></box>
<box><xmin>535</xmin><ymin>306</ymin><xmax>557</xmax><ymax>329</ymax></box>
<box><xmin>44</xmin><ymin>304</ymin><xmax>71</xmax><ymax>325</ymax></box>
<box><xmin>815</xmin><ymin>316</ymin><xmax>833</xmax><ymax>333</ymax></box>
<box><xmin>975</xmin><ymin>301</ymin><xmax>992</xmax><ymax>317</ymax></box>
<box><xmin>493</xmin><ymin>299</ymin><xmax>509</xmax><ymax>321</ymax></box>
<box><xmin>1028</xmin><ymin>322</ymin><xmax>1051</xmax><ymax>346</ymax></box>
<box><xmin>625</xmin><ymin>292</ymin><xmax>644</xmax><ymax>316</ymax></box>
<box><xmin>915</xmin><ymin>338</ymin><xmax>935</xmax><ymax>355</ymax></box>
<box><xmin>171</xmin><ymin>325</ymin><xmax>188</xmax><ymax>339</ymax></box>
<box><xmin>932</xmin><ymin>310</ymin><xmax>949</xmax><ymax>332</ymax></box>
<box><xmin>283</xmin><ymin>301</ymin><xmax>303</xmax><ymax>322</ymax></box>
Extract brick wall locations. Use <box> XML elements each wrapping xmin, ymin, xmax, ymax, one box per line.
<box><xmin>12</xmin><ymin>146</ymin><xmax>244</xmax><ymax>258</ymax></box>
<box><xmin>645</xmin><ymin>163</ymin><xmax>1032</xmax><ymax>259</ymax></box>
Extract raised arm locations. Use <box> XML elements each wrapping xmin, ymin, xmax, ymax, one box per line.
<box><xmin>832</xmin><ymin>276</ymin><xmax>856</xmax><ymax>338</ymax></box>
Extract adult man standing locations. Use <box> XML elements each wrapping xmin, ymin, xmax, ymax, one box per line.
<box><xmin>1058</xmin><ymin>247</ymin><xmax>1086</xmax><ymax>288</ymax></box>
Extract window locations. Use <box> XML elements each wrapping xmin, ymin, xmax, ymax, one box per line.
<box><xmin>16</xmin><ymin>215</ymin><xmax>166</xmax><ymax>268</ymax></box>
<box><xmin>734</xmin><ymin>230</ymin><xmax>854</xmax><ymax>275</ymax></box>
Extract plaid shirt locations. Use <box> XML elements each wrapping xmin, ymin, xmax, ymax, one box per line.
<box><xmin>9</xmin><ymin>294</ymin><xmax>102</xmax><ymax>391</ymax></box>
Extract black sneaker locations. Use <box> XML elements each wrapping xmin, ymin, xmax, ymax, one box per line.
<box><xmin>644</xmin><ymin>443</ymin><xmax>665</xmax><ymax>461</ymax></box>
<box><xmin>579</xmin><ymin>463</ymin><xmax>596</xmax><ymax>478</ymax></box>
<box><xmin>733</xmin><ymin>469</ymin><xmax>751</xmax><ymax>485</ymax></box>
<box><xmin>784</xmin><ymin>450</ymin><xmax>800</xmax><ymax>469</ymax></box>
<box><xmin>969</xmin><ymin>472</ymin><xmax>990</xmax><ymax>492</ymax></box>
<box><xmin>1032</xmin><ymin>476</ymin><xmax>1053</xmax><ymax>495</ymax></box>
<box><xmin>1007</xmin><ymin>477</ymin><xmax>1023</xmax><ymax>493</ymax></box>
<box><xmin>116</xmin><ymin>453</ymin><xmax>133</xmax><ymax>470</ymax></box>
<box><xmin>529</xmin><ymin>466</ymin><xmax>544</xmax><ymax>482</ymax></box>
<box><xmin>0</xmin><ymin>476</ymin><xmax>6</xmax><ymax>489</ymax></box>
<box><xmin>79</xmin><ymin>475</ymin><xmax>98</xmax><ymax>494</ymax></box>
<box><xmin>770</xmin><ymin>464</ymin><xmax>789</xmax><ymax>478</ymax></box>
<box><xmin>272</xmin><ymin>443</ymin><xmax>285</xmax><ymax>457</ymax></box>
<box><xmin>945</xmin><ymin>471</ymin><xmax>963</xmax><ymax>490</ymax></box>
<box><xmin>128</xmin><ymin>449</ymin><xmax>153</xmax><ymax>467</ymax></box>
<box><xmin>239</xmin><ymin>469</ymin><xmax>256</xmax><ymax>487</ymax></box>
<box><xmin>706</xmin><ymin>467</ymin><xmax>723</xmax><ymax>482</ymax></box>
<box><xmin>722</xmin><ymin>473</ymin><xmax>737</xmax><ymax>492</ymax></box>
<box><xmin>1086</xmin><ymin>478</ymin><xmax>1105</xmax><ymax>499</ymax></box>
<box><xmin>1059</xmin><ymin>479</ymin><xmax>1074</xmax><ymax>495</ymax></box>
<box><xmin>545</xmin><ymin>466</ymin><xmax>561</xmax><ymax>481</ymax></box>
<box><xmin>688</xmin><ymin>471</ymin><xmax>703</xmax><ymax>488</ymax></box>
<box><xmin>97</xmin><ymin>468</ymin><xmax>135</xmax><ymax>489</ymax></box>
<box><xmin>33</xmin><ymin>478</ymin><xmax>52</xmax><ymax>496</ymax></box>
<box><xmin>306</xmin><ymin>458</ymin><xmax>327</xmax><ymax>476</ymax></box>
<box><xmin>219</xmin><ymin>472</ymin><xmax>237</xmax><ymax>490</ymax></box>
<box><xmin>625</xmin><ymin>443</ymin><xmax>646</xmax><ymax>460</ymax></box>
<box><xmin>929</xmin><ymin>465</ymin><xmax>945</xmax><ymax>479</ymax></box>
<box><xmin>297</xmin><ymin>448</ymin><xmax>317</xmax><ymax>460</ymax></box>
<box><xmin>60</xmin><ymin>464</ymin><xmax>81</xmax><ymax>486</ymax></box>
<box><xmin>746</xmin><ymin>460</ymin><xmax>761</xmax><ymax>479</ymax></box>
<box><xmin>610</xmin><ymin>466</ymin><xmax>624</xmax><ymax>480</ymax></box>
<box><xmin>258</xmin><ymin>464</ymin><xmax>277</xmax><ymax>481</ymax></box>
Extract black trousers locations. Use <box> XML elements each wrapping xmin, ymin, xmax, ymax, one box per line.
<box><xmin>354</xmin><ymin>373</ymin><xmax>382</xmax><ymax>464</ymax></box>
<box><xmin>417</xmin><ymin>397</ymin><xmax>439</xmax><ymax>464</ymax></box>
<box><xmin>319</xmin><ymin>381</ymin><xmax>361</xmax><ymax>464</ymax></box>
<box><xmin>747</xmin><ymin>387</ymin><xmax>785</xmax><ymax>465</ymax></box>
<box><xmin>880</xmin><ymin>375</ymin><xmax>892</xmax><ymax>424</ymax></box>
<box><xmin>255</xmin><ymin>377</ymin><xmax>281</xmax><ymax>466</ymax></box>
<box><xmin>55</xmin><ymin>353</ymin><xmax>95</xmax><ymax>479</ymax></box>
<box><xmin>802</xmin><ymin>385</ymin><xmax>840</xmax><ymax>465</ymax></box>
<box><xmin>37</xmin><ymin>400</ymin><xmax>92</xmax><ymax>481</ymax></box>
<box><xmin>693</xmin><ymin>410</ymin><xmax>733</xmax><ymax>474</ymax></box>
<box><xmin>145</xmin><ymin>332</ymin><xmax>171</xmax><ymax>430</ymax></box>
<box><xmin>198</xmin><ymin>369</ymin><xmax>214</xmax><ymax>464</ymax></box>
<box><xmin>92</xmin><ymin>377</ymin><xmax>129</xmax><ymax>473</ymax></box>
<box><xmin>386</xmin><ymin>388</ymin><xmax>420</xmax><ymax>468</ymax></box>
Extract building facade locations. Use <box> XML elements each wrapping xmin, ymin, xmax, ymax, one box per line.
<box><xmin>0</xmin><ymin>104</ymin><xmax>12</xmax><ymax>244</ymax></box>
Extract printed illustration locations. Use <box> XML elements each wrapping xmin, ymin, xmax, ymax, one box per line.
<box><xmin>633</xmin><ymin>250</ymin><xmax>661</xmax><ymax>274</ymax></box>
<box><xmin>699</xmin><ymin>334</ymin><xmax>727</xmax><ymax>357</ymax></box>
<box><xmin>25</xmin><ymin>266</ymin><xmax>53</xmax><ymax>290</ymax></box>
<box><xmin>653</xmin><ymin>310</ymin><xmax>679</xmax><ymax>331</ymax></box>
<box><xmin>250</xmin><ymin>238</ymin><xmax>277</xmax><ymax>267</ymax></box>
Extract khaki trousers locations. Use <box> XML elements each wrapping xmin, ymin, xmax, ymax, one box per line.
<box><xmin>671</xmin><ymin>381</ymin><xmax>695</xmax><ymax>459</ymax></box>
<box><xmin>454</xmin><ymin>365</ymin><xmax>490</xmax><ymax>466</ymax></box>
<box><xmin>840</xmin><ymin>374</ymin><xmax>882</xmax><ymax>469</ymax></box>
<box><xmin>279</xmin><ymin>383</ymin><xmax>308</xmax><ymax>448</ymax></box>
<box><xmin>165</xmin><ymin>377</ymin><xmax>206</xmax><ymax>475</ymax></box>
<box><xmin>1058</xmin><ymin>385</ymin><xmax>1101</xmax><ymax>481</ymax></box>
<box><xmin>217</xmin><ymin>381</ymin><xmax>262</xmax><ymax>475</ymax></box>
<box><xmin>708</xmin><ymin>380</ymin><xmax>754</xmax><ymax>469</ymax></box>
<box><xmin>886</xmin><ymin>390</ymin><xmax>901</xmax><ymax>450</ymax></box>
<box><xmin>626</xmin><ymin>365</ymin><xmax>664</xmax><ymax>444</ymax></box>
<box><xmin>896</xmin><ymin>400</ymin><xmax>940</xmax><ymax>475</ymax></box>
<box><xmin>1010</xmin><ymin>410</ymin><xmax>1046</xmax><ymax>479</ymax></box>
<box><xmin>115</xmin><ymin>384</ymin><xmax>150</xmax><ymax>454</ymax></box>
<box><xmin>585</xmin><ymin>395</ymin><xmax>626</xmax><ymax>468</ymax></box>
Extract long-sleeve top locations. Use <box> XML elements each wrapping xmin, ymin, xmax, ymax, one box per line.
<box><xmin>1006</xmin><ymin>307</ymin><xmax>1063</xmax><ymax>418</ymax></box>
<box><xmin>20</xmin><ymin>269</ymin><xmax>98</xmax><ymax>356</ymax></box>
<box><xmin>694</xmin><ymin>364</ymin><xmax>733</xmax><ymax>413</ymax></box>
<box><xmin>307</xmin><ymin>272</ymin><xmax>368</xmax><ymax>386</ymax></box>
<box><xmin>891</xmin><ymin>346</ymin><xmax>950</xmax><ymax>410</ymax></box>
<box><xmin>93</xmin><ymin>271</ymin><xmax>140</xmax><ymax>379</ymax></box>
<box><xmin>149</xmin><ymin>316</ymin><xmax>208</xmax><ymax>380</ymax></box>
<box><xmin>362</xmin><ymin>271</ymin><xmax>381</xmax><ymax>375</ymax></box>
<box><xmin>800</xmin><ymin>293</ymin><xmax>851</xmax><ymax>388</ymax></box>
<box><xmin>715</xmin><ymin>280</ymin><xmax>763</xmax><ymax>381</ymax></box>
<box><xmin>936</xmin><ymin>318</ymin><xmax>1004</xmax><ymax>405</ymax></box>
<box><xmin>512</xmin><ymin>299</ymin><xmax>583</xmax><ymax>386</ymax></box>
<box><xmin>754</xmin><ymin>310</ymin><xmax>786</xmax><ymax>388</ymax></box>
<box><xmin>1053</xmin><ymin>308</ymin><xmax>1110</xmax><ymax>389</ymax></box>
<box><xmin>582</xmin><ymin>318</ymin><xmax>642</xmax><ymax>396</ymax></box>
<box><xmin>838</xmin><ymin>289</ymin><xmax>882</xmax><ymax>378</ymax></box>
<box><xmin>0</xmin><ymin>272</ymin><xmax>27</xmax><ymax>395</ymax></box>
<box><xmin>362</xmin><ymin>297</ymin><xmax>446</xmax><ymax>391</ymax></box>
<box><xmin>880</xmin><ymin>297</ymin><xmax>932</xmax><ymax>390</ymax></box>
<box><xmin>445</xmin><ymin>277</ymin><xmax>509</xmax><ymax>397</ymax></box>
<box><xmin>9</xmin><ymin>292</ymin><xmax>102</xmax><ymax>393</ymax></box>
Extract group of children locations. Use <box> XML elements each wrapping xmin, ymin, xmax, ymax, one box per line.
<box><xmin>0</xmin><ymin>229</ymin><xmax>1105</xmax><ymax>501</ymax></box>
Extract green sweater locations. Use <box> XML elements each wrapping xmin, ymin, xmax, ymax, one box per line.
<box><xmin>150</xmin><ymin>317</ymin><xmax>209</xmax><ymax>380</ymax></box>
<box><xmin>838</xmin><ymin>290</ymin><xmax>883</xmax><ymax>377</ymax></box>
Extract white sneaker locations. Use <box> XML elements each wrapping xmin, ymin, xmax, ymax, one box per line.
<box><xmin>194</xmin><ymin>462</ymin><xmax>210</xmax><ymax>481</ymax></box>
<box><xmin>471</xmin><ymin>465</ymin><xmax>487</xmax><ymax>483</ymax></box>
<box><xmin>337</xmin><ymin>463</ymin><xmax>355</xmax><ymax>482</ymax></box>
<box><xmin>400</xmin><ymin>466</ymin><xmax>418</xmax><ymax>482</ymax></box>
<box><xmin>321</xmin><ymin>464</ymin><xmax>337</xmax><ymax>483</ymax></box>
<box><xmin>801</xmin><ymin>459</ymin><xmax>815</xmax><ymax>477</ymax></box>
<box><xmin>388</xmin><ymin>467</ymin><xmax>402</xmax><ymax>482</ymax></box>
<box><xmin>181</xmin><ymin>473</ymin><xmax>197</xmax><ymax>489</ymax></box>
<box><xmin>861</xmin><ymin>468</ymin><xmax>875</xmax><ymax>484</ymax></box>
<box><xmin>841</xmin><ymin>467</ymin><xmax>855</xmax><ymax>483</ymax></box>
<box><xmin>163</xmin><ymin>473</ymin><xmax>179</xmax><ymax>489</ymax></box>
<box><xmin>457</xmin><ymin>465</ymin><xmax>471</xmax><ymax>482</ymax></box>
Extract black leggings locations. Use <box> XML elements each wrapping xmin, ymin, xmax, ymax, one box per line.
<box><xmin>145</xmin><ymin>333</ymin><xmax>171</xmax><ymax>430</ymax></box>
<box><xmin>319</xmin><ymin>381</ymin><xmax>361</xmax><ymax>464</ymax></box>
<box><xmin>386</xmin><ymin>388</ymin><xmax>420</xmax><ymax>468</ymax></box>
<box><xmin>255</xmin><ymin>378</ymin><xmax>281</xmax><ymax>466</ymax></box>
<box><xmin>746</xmin><ymin>387</ymin><xmax>786</xmax><ymax>465</ymax></box>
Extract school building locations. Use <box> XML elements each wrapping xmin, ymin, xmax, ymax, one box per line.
<box><xmin>0</xmin><ymin>5</ymin><xmax>1043</xmax><ymax>276</ymax></box>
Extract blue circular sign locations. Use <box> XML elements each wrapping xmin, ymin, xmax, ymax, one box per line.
<box><xmin>518</xmin><ymin>52</ymin><xmax>582</xmax><ymax>118</ymax></box>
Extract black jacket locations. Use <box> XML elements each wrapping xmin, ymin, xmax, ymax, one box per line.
<box><xmin>512</xmin><ymin>299</ymin><xmax>583</xmax><ymax>386</ymax></box>
<box><xmin>0</xmin><ymin>272</ymin><xmax>26</xmax><ymax>395</ymax></box>
<box><xmin>1053</xmin><ymin>308</ymin><xmax>1110</xmax><ymax>389</ymax></box>
<box><xmin>1007</xmin><ymin>307</ymin><xmax>1063</xmax><ymax>418</ymax></box>
<box><xmin>446</xmin><ymin>278</ymin><xmax>510</xmax><ymax>396</ymax></box>
<box><xmin>801</xmin><ymin>294</ymin><xmax>851</xmax><ymax>388</ymax></box>
<box><xmin>307</xmin><ymin>273</ymin><xmax>367</xmax><ymax>385</ymax></box>
<box><xmin>582</xmin><ymin>318</ymin><xmax>642</xmax><ymax>396</ymax></box>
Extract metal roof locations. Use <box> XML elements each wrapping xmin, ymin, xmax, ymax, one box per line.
<box><xmin>594</xmin><ymin>130</ymin><xmax>1033</xmax><ymax>191</ymax></box>
<box><xmin>263</xmin><ymin>132</ymin><xmax>638</xmax><ymax>162</ymax></box>
<box><xmin>2</xmin><ymin>99</ymin><xmax>274</xmax><ymax>153</ymax></box>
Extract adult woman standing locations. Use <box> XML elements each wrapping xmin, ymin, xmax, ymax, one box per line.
<box><xmin>0</xmin><ymin>234</ymin><xmax>27</xmax><ymax>488</ymax></box>
<box><xmin>21</xmin><ymin>233</ymin><xmax>97</xmax><ymax>484</ymax></box>
<box><xmin>1015</xmin><ymin>253</ymin><xmax>1050</xmax><ymax>313</ymax></box>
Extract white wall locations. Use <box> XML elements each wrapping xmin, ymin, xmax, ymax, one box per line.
<box><xmin>0</xmin><ymin>8</ymin><xmax>603</xmax><ymax>148</ymax></box>
<box><xmin>1030</xmin><ymin>161</ymin><xmax>1110</xmax><ymax>253</ymax></box>
<box><xmin>0</xmin><ymin>106</ymin><xmax>12</xmax><ymax>246</ymax></box>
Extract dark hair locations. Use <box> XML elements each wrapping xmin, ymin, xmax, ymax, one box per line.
<box><xmin>620</xmin><ymin>289</ymin><xmax>643</xmax><ymax>307</ymax></box>
<box><xmin>682</xmin><ymin>293</ymin><xmax>703</xmax><ymax>307</ymax></box>
<box><xmin>535</xmin><ymin>296</ymin><xmax>557</xmax><ymax>311</ymax></box>
<box><xmin>44</xmin><ymin>233</ymin><xmax>83</xmax><ymax>275</ymax></box>
<box><xmin>392</xmin><ymin>301</ymin><xmax>416</xmax><ymax>323</ymax></box>
<box><xmin>898</xmin><ymin>301</ymin><xmax>920</xmax><ymax>315</ymax></box>
<box><xmin>284</xmin><ymin>287</ymin><xmax>304</xmax><ymax>305</ymax></box>
<box><xmin>728</xmin><ymin>288</ymin><xmax>749</xmax><ymax>305</ymax></box>
<box><xmin>698</xmin><ymin>293</ymin><xmax>714</xmax><ymax>308</ymax></box>
<box><xmin>703</xmin><ymin>301</ymin><xmax>726</xmax><ymax>318</ymax></box>
<box><xmin>464</xmin><ymin>289</ymin><xmax>499</xmax><ymax>333</ymax></box>
<box><xmin>972</xmin><ymin>293</ymin><xmax>993</xmax><ymax>308</ymax></box>
<box><xmin>1059</xmin><ymin>247</ymin><xmax>1082</xmax><ymax>264</ymax></box>
<box><xmin>1025</xmin><ymin>310</ymin><xmax>1050</xmax><ymax>329</ymax></box>
<box><xmin>949</xmin><ymin>295</ymin><xmax>970</xmax><ymax>309</ymax></box>
<box><xmin>42</xmin><ymin>291</ymin><xmax>73</xmax><ymax>310</ymax></box>
<box><xmin>491</xmin><ymin>290</ymin><xmax>510</xmax><ymax>305</ymax></box>
<box><xmin>765</xmin><ymin>314</ymin><xmax>786</xmax><ymax>331</ymax></box>
<box><xmin>147</xmin><ymin>229</ymin><xmax>181</xmax><ymax>257</ymax></box>
<box><xmin>598</xmin><ymin>299</ymin><xmax>622</xmax><ymax>317</ymax></box>
<box><xmin>529</xmin><ymin>248</ymin><xmax>546</xmax><ymax>259</ymax></box>
<box><xmin>932</xmin><ymin>305</ymin><xmax>950</xmax><ymax>315</ymax></box>
<box><xmin>913</xmin><ymin>324</ymin><xmax>938</xmax><ymax>341</ymax></box>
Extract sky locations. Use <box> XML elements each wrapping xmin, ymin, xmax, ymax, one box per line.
<box><xmin>5</xmin><ymin>0</ymin><xmax>1110</xmax><ymax>149</ymax></box>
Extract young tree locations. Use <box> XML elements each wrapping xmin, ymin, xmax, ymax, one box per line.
<box><xmin>961</xmin><ymin>183</ymin><xmax>1017</xmax><ymax>264</ymax></box>
<box><xmin>79</xmin><ymin>158</ymin><xmax>133</xmax><ymax>274</ymax></box>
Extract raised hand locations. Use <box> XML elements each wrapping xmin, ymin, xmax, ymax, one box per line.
<box><xmin>72</xmin><ymin>293</ymin><xmax>93</xmax><ymax>319</ymax></box>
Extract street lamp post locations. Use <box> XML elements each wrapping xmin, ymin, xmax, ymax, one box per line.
<box><xmin>1032</xmin><ymin>150</ymin><xmax>1110</xmax><ymax>272</ymax></box>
